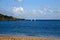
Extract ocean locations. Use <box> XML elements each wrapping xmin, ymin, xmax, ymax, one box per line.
<box><xmin>0</xmin><ymin>20</ymin><xmax>60</xmax><ymax>38</ymax></box>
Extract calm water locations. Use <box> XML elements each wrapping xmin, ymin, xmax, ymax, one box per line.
<box><xmin>0</xmin><ymin>20</ymin><xmax>60</xmax><ymax>38</ymax></box>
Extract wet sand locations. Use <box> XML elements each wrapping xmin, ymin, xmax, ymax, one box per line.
<box><xmin>0</xmin><ymin>36</ymin><xmax>60</xmax><ymax>40</ymax></box>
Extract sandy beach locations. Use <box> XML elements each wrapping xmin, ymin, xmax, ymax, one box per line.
<box><xmin>0</xmin><ymin>36</ymin><xmax>60</xmax><ymax>40</ymax></box>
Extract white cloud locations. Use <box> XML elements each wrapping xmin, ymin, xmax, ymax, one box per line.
<box><xmin>28</xmin><ymin>7</ymin><xmax>60</xmax><ymax>19</ymax></box>
<box><xmin>13</xmin><ymin>7</ymin><xmax>24</xmax><ymax>13</ymax></box>
<box><xmin>17</xmin><ymin>0</ymin><xmax>23</xmax><ymax>2</ymax></box>
<box><xmin>37</xmin><ymin>7</ymin><xmax>54</xmax><ymax>15</ymax></box>
<box><xmin>12</xmin><ymin>7</ymin><xmax>24</xmax><ymax>15</ymax></box>
<box><xmin>38</xmin><ymin>10</ymin><xmax>43</xmax><ymax>14</ymax></box>
<box><xmin>31</xmin><ymin>10</ymin><xmax>37</xmax><ymax>14</ymax></box>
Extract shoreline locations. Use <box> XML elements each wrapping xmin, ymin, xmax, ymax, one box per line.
<box><xmin>0</xmin><ymin>36</ymin><xmax>60</xmax><ymax>40</ymax></box>
<box><xmin>0</xmin><ymin>34</ymin><xmax>60</xmax><ymax>38</ymax></box>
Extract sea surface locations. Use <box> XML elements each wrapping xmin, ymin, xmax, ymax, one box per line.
<box><xmin>0</xmin><ymin>20</ymin><xmax>60</xmax><ymax>38</ymax></box>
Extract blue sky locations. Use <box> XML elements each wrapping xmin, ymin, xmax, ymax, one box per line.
<box><xmin>0</xmin><ymin>0</ymin><xmax>60</xmax><ymax>19</ymax></box>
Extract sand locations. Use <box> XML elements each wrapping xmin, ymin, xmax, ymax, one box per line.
<box><xmin>0</xmin><ymin>36</ymin><xmax>60</xmax><ymax>40</ymax></box>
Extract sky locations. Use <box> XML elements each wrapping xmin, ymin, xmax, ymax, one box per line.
<box><xmin>0</xmin><ymin>0</ymin><xmax>60</xmax><ymax>19</ymax></box>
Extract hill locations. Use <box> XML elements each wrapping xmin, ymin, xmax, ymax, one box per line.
<box><xmin>0</xmin><ymin>13</ymin><xmax>25</xmax><ymax>21</ymax></box>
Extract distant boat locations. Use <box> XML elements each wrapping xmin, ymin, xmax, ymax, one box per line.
<box><xmin>31</xmin><ymin>19</ymin><xmax>36</xmax><ymax>21</ymax></box>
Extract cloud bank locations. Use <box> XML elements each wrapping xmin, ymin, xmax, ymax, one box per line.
<box><xmin>12</xmin><ymin>6</ymin><xmax>60</xmax><ymax>19</ymax></box>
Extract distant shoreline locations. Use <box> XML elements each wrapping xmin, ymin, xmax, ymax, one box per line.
<box><xmin>0</xmin><ymin>13</ymin><xmax>25</xmax><ymax>21</ymax></box>
<box><xmin>0</xmin><ymin>19</ymin><xmax>60</xmax><ymax>21</ymax></box>
<box><xmin>0</xmin><ymin>19</ymin><xmax>25</xmax><ymax>21</ymax></box>
<box><xmin>0</xmin><ymin>13</ymin><xmax>60</xmax><ymax>21</ymax></box>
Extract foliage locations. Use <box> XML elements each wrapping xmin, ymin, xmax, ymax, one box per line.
<box><xmin>0</xmin><ymin>13</ymin><xmax>25</xmax><ymax>21</ymax></box>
